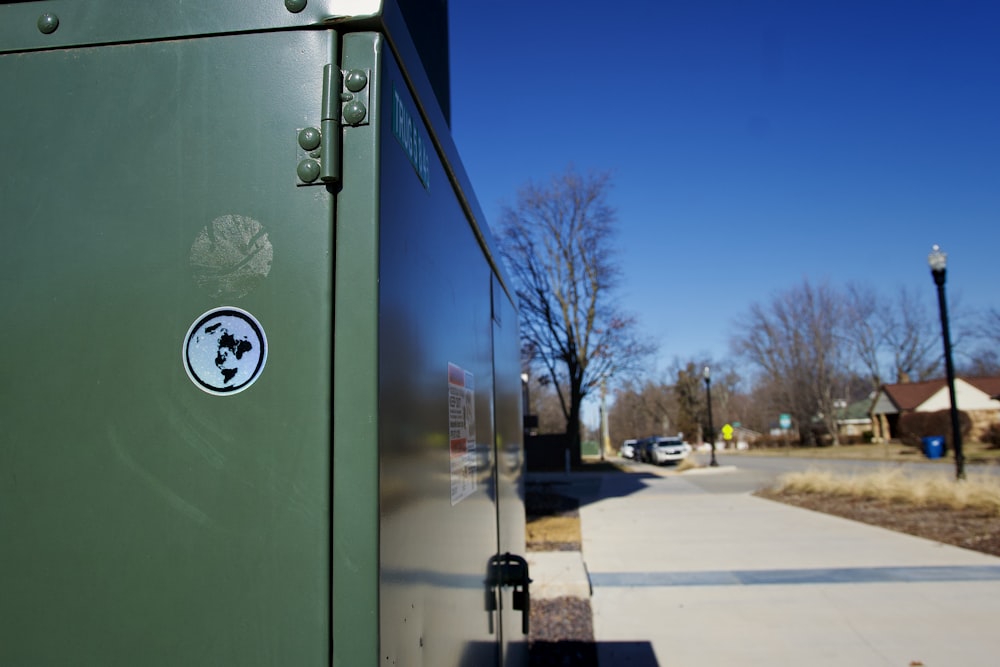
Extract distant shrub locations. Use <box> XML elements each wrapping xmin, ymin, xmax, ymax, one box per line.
<box><xmin>754</xmin><ymin>434</ymin><xmax>797</xmax><ymax>449</ymax></box>
<box><xmin>983</xmin><ymin>422</ymin><xmax>1000</xmax><ymax>449</ymax></box>
<box><xmin>842</xmin><ymin>431</ymin><xmax>875</xmax><ymax>445</ymax></box>
<box><xmin>898</xmin><ymin>409</ymin><xmax>972</xmax><ymax>450</ymax></box>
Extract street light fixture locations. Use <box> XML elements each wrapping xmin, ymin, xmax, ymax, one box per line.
<box><xmin>703</xmin><ymin>366</ymin><xmax>718</xmax><ymax>467</ymax></box>
<box><xmin>928</xmin><ymin>244</ymin><xmax>965</xmax><ymax>480</ymax></box>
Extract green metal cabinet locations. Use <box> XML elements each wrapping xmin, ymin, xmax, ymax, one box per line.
<box><xmin>0</xmin><ymin>2</ymin><xmax>526</xmax><ymax>665</ymax></box>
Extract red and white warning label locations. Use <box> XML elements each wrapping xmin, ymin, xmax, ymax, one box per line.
<box><xmin>448</xmin><ymin>362</ymin><xmax>477</xmax><ymax>505</ymax></box>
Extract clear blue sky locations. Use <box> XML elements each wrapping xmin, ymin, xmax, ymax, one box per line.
<box><xmin>448</xmin><ymin>0</ymin><xmax>1000</xmax><ymax>378</ymax></box>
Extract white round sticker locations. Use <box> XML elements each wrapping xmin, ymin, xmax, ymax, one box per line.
<box><xmin>183</xmin><ymin>307</ymin><xmax>267</xmax><ymax>396</ymax></box>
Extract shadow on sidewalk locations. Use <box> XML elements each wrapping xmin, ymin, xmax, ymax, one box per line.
<box><xmin>527</xmin><ymin>465</ymin><xmax>666</xmax><ymax>512</ymax></box>
<box><xmin>529</xmin><ymin>640</ymin><xmax>659</xmax><ymax>666</ymax></box>
<box><xmin>529</xmin><ymin>596</ymin><xmax>660</xmax><ymax>666</ymax></box>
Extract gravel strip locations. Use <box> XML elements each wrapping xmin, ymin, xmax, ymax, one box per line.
<box><xmin>530</xmin><ymin>597</ymin><xmax>597</xmax><ymax>667</ymax></box>
<box><xmin>526</xmin><ymin>483</ymin><xmax>598</xmax><ymax>665</ymax></box>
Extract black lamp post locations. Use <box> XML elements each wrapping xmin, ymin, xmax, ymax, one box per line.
<box><xmin>928</xmin><ymin>244</ymin><xmax>965</xmax><ymax>481</ymax></box>
<box><xmin>520</xmin><ymin>372</ymin><xmax>531</xmax><ymax>436</ymax></box>
<box><xmin>703</xmin><ymin>366</ymin><xmax>718</xmax><ymax>467</ymax></box>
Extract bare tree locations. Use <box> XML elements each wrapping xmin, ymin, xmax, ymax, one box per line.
<box><xmin>658</xmin><ymin>357</ymin><xmax>743</xmax><ymax>443</ymax></box>
<box><xmin>963</xmin><ymin>307</ymin><xmax>1000</xmax><ymax>376</ymax></box>
<box><xmin>882</xmin><ymin>286</ymin><xmax>941</xmax><ymax>382</ymax></box>
<box><xmin>673</xmin><ymin>362</ymin><xmax>706</xmax><ymax>442</ymax></box>
<box><xmin>979</xmin><ymin>307</ymin><xmax>1000</xmax><ymax>345</ymax></box>
<box><xmin>608</xmin><ymin>379</ymin><xmax>674</xmax><ymax>446</ymax></box>
<box><xmin>609</xmin><ymin>360</ymin><xmax>743</xmax><ymax>447</ymax></box>
<box><xmin>959</xmin><ymin>350</ymin><xmax>1000</xmax><ymax>377</ymax></box>
<box><xmin>843</xmin><ymin>284</ymin><xmax>945</xmax><ymax>387</ymax></box>
<box><xmin>843</xmin><ymin>283</ymin><xmax>885</xmax><ymax>390</ymax></box>
<box><xmin>498</xmin><ymin>168</ymin><xmax>652</xmax><ymax>456</ymax></box>
<box><xmin>731</xmin><ymin>280</ymin><xmax>848</xmax><ymax>445</ymax></box>
<box><xmin>524</xmin><ymin>378</ymin><xmax>572</xmax><ymax>435</ymax></box>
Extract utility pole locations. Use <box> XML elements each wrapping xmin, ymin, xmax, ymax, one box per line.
<box><xmin>600</xmin><ymin>376</ymin><xmax>610</xmax><ymax>461</ymax></box>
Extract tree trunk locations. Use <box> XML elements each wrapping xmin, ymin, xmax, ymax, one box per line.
<box><xmin>566</xmin><ymin>378</ymin><xmax>583</xmax><ymax>467</ymax></box>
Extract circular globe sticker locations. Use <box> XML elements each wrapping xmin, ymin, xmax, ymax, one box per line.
<box><xmin>183</xmin><ymin>307</ymin><xmax>267</xmax><ymax>396</ymax></box>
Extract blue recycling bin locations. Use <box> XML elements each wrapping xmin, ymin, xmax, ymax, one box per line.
<box><xmin>922</xmin><ymin>436</ymin><xmax>945</xmax><ymax>459</ymax></box>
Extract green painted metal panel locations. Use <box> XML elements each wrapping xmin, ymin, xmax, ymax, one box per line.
<box><xmin>1</xmin><ymin>27</ymin><xmax>334</xmax><ymax>667</ymax></box>
<box><xmin>0</xmin><ymin>0</ymin><xmax>379</xmax><ymax>54</ymax></box>
<box><xmin>332</xmin><ymin>31</ymin><xmax>382</xmax><ymax>667</ymax></box>
<box><xmin>377</xmin><ymin>39</ymin><xmax>501</xmax><ymax>665</ymax></box>
<box><xmin>492</xmin><ymin>275</ymin><xmax>529</xmax><ymax>666</ymax></box>
<box><xmin>337</xmin><ymin>23</ymin><xmax>526</xmax><ymax>665</ymax></box>
<box><xmin>2</xmin><ymin>3</ymin><xmax>526</xmax><ymax>665</ymax></box>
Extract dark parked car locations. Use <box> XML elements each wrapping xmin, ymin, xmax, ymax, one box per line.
<box><xmin>634</xmin><ymin>437</ymin><xmax>655</xmax><ymax>463</ymax></box>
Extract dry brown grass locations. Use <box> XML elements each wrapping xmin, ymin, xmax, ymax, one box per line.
<box><xmin>526</xmin><ymin>515</ymin><xmax>582</xmax><ymax>550</ymax></box>
<box><xmin>729</xmin><ymin>441</ymin><xmax>1000</xmax><ymax>464</ymax></box>
<box><xmin>675</xmin><ymin>457</ymin><xmax>700</xmax><ymax>472</ymax></box>
<box><xmin>526</xmin><ymin>485</ymin><xmax>583</xmax><ymax>551</ymax></box>
<box><xmin>772</xmin><ymin>468</ymin><xmax>1000</xmax><ymax>515</ymax></box>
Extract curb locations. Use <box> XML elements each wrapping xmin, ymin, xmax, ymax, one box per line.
<box><xmin>527</xmin><ymin>551</ymin><xmax>592</xmax><ymax>600</ymax></box>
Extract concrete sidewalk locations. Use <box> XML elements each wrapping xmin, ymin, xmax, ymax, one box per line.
<box><xmin>528</xmin><ymin>468</ymin><xmax>1000</xmax><ymax>666</ymax></box>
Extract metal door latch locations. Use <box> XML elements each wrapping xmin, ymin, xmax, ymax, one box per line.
<box><xmin>487</xmin><ymin>552</ymin><xmax>532</xmax><ymax>635</ymax></box>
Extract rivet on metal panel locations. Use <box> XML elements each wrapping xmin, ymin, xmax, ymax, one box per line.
<box><xmin>297</xmin><ymin>127</ymin><xmax>321</xmax><ymax>152</ymax></box>
<box><xmin>343</xmin><ymin>101</ymin><xmax>367</xmax><ymax>125</ymax></box>
<box><xmin>345</xmin><ymin>70</ymin><xmax>369</xmax><ymax>93</ymax></box>
<box><xmin>284</xmin><ymin>0</ymin><xmax>308</xmax><ymax>13</ymax></box>
<box><xmin>297</xmin><ymin>159</ymin><xmax>321</xmax><ymax>183</ymax></box>
<box><xmin>37</xmin><ymin>13</ymin><xmax>59</xmax><ymax>34</ymax></box>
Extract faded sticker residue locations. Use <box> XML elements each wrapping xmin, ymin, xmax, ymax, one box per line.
<box><xmin>448</xmin><ymin>363</ymin><xmax>477</xmax><ymax>505</ymax></box>
<box><xmin>190</xmin><ymin>214</ymin><xmax>273</xmax><ymax>299</ymax></box>
<box><xmin>184</xmin><ymin>307</ymin><xmax>267</xmax><ymax>396</ymax></box>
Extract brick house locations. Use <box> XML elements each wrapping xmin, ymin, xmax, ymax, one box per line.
<box><xmin>835</xmin><ymin>398</ymin><xmax>875</xmax><ymax>443</ymax></box>
<box><xmin>869</xmin><ymin>377</ymin><xmax>1000</xmax><ymax>443</ymax></box>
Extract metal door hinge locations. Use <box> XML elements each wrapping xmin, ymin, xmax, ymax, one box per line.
<box><xmin>296</xmin><ymin>65</ymin><xmax>372</xmax><ymax>186</ymax></box>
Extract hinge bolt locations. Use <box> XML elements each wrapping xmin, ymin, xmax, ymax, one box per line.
<box><xmin>284</xmin><ymin>0</ymin><xmax>308</xmax><ymax>14</ymax></box>
<box><xmin>345</xmin><ymin>70</ymin><xmax>369</xmax><ymax>93</ymax></box>
<box><xmin>343</xmin><ymin>101</ymin><xmax>367</xmax><ymax>125</ymax></box>
<box><xmin>297</xmin><ymin>127</ymin><xmax>321</xmax><ymax>152</ymax></box>
<box><xmin>37</xmin><ymin>13</ymin><xmax>60</xmax><ymax>34</ymax></box>
<box><xmin>297</xmin><ymin>159</ymin><xmax>321</xmax><ymax>183</ymax></box>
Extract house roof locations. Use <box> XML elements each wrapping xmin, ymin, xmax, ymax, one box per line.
<box><xmin>881</xmin><ymin>379</ymin><xmax>948</xmax><ymax>411</ymax></box>
<box><xmin>879</xmin><ymin>376</ymin><xmax>1000</xmax><ymax>411</ymax></box>
<box><xmin>968</xmin><ymin>377</ymin><xmax>1000</xmax><ymax>399</ymax></box>
<box><xmin>836</xmin><ymin>398</ymin><xmax>876</xmax><ymax>421</ymax></box>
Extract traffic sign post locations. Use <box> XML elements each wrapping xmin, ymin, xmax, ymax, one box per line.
<box><xmin>780</xmin><ymin>413</ymin><xmax>792</xmax><ymax>449</ymax></box>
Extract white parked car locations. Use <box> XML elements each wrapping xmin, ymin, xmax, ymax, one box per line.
<box><xmin>620</xmin><ymin>439</ymin><xmax>639</xmax><ymax>459</ymax></box>
<box><xmin>645</xmin><ymin>436</ymin><xmax>691</xmax><ymax>465</ymax></box>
